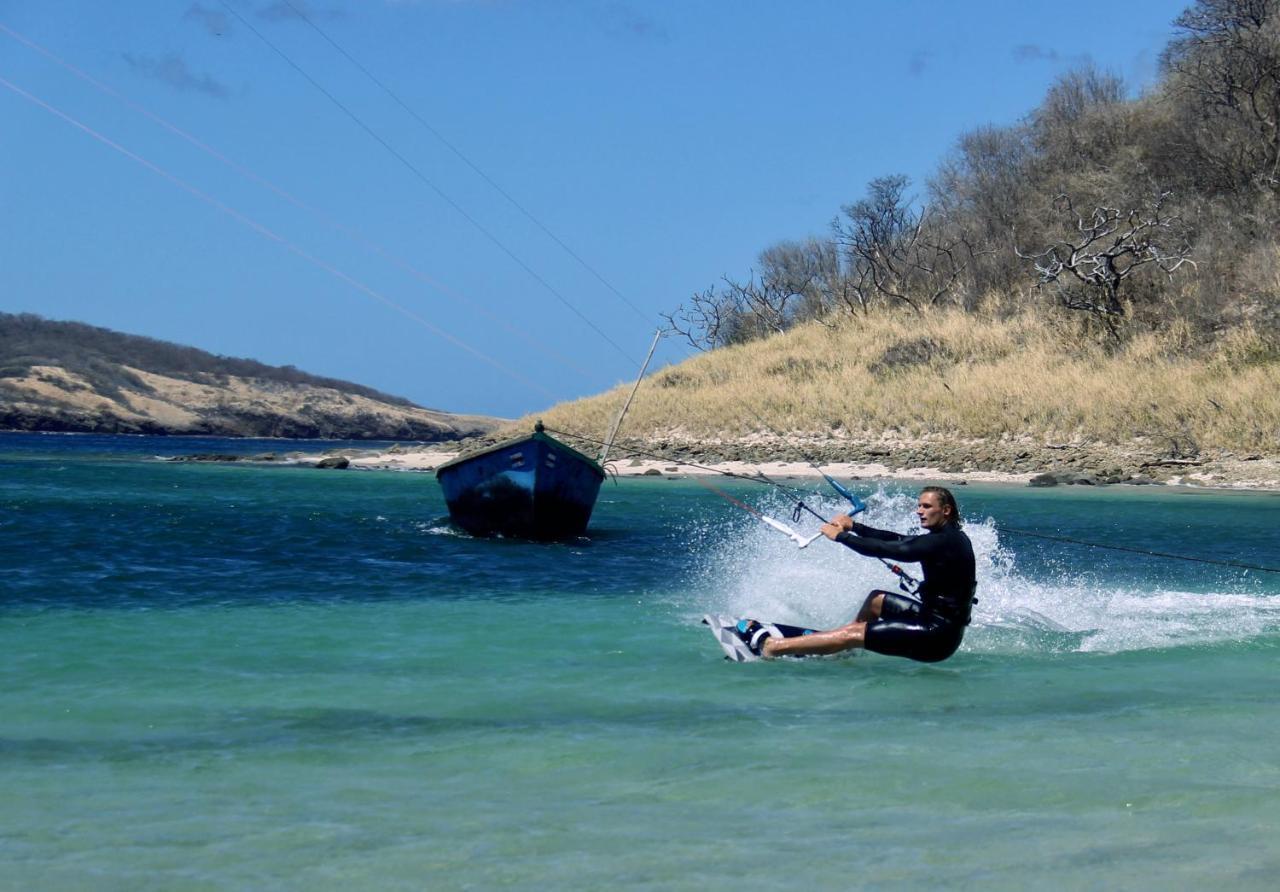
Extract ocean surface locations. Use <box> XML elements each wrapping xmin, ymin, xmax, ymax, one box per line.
<box><xmin>2</xmin><ymin>432</ymin><xmax>1279</xmax><ymax>890</ymax></box>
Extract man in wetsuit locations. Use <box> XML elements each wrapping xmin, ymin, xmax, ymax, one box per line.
<box><xmin>748</xmin><ymin>486</ymin><xmax>976</xmax><ymax>662</ymax></box>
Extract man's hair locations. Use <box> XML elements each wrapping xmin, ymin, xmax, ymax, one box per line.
<box><xmin>921</xmin><ymin>486</ymin><xmax>962</xmax><ymax>528</ymax></box>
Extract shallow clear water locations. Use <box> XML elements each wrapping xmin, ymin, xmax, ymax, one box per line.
<box><xmin>3</xmin><ymin>433</ymin><xmax>1279</xmax><ymax>889</ymax></box>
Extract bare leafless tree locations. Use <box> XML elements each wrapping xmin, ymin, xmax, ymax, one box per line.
<box><xmin>832</xmin><ymin>175</ymin><xmax>970</xmax><ymax>313</ymax></box>
<box><xmin>931</xmin><ymin>124</ymin><xmax>1036</xmax><ymax>297</ymax></box>
<box><xmin>1163</xmin><ymin>0</ymin><xmax>1280</xmax><ymax>189</ymax></box>
<box><xmin>660</xmin><ymin>270</ymin><xmax>803</xmax><ymax>351</ymax></box>
<box><xmin>662</xmin><ymin>237</ymin><xmax>853</xmax><ymax>349</ymax></box>
<box><xmin>758</xmin><ymin>238</ymin><xmax>843</xmax><ymax>323</ymax></box>
<box><xmin>660</xmin><ymin>286</ymin><xmax>735</xmax><ymax>351</ymax></box>
<box><xmin>1016</xmin><ymin>192</ymin><xmax>1196</xmax><ymax>339</ymax></box>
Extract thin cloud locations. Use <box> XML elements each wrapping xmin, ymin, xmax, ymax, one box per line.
<box><xmin>907</xmin><ymin>50</ymin><xmax>932</xmax><ymax>77</ymax></box>
<box><xmin>258</xmin><ymin>1</ymin><xmax>304</xmax><ymax>21</ymax></box>
<box><xmin>258</xmin><ymin>1</ymin><xmax>342</xmax><ymax>22</ymax></box>
<box><xmin>122</xmin><ymin>53</ymin><xmax>230</xmax><ymax>98</ymax></box>
<box><xmin>599</xmin><ymin>3</ymin><xmax>669</xmax><ymax>42</ymax></box>
<box><xmin>1013</xmin><ymin>44</ymin><xmax>1060</xmax><ymax>63</ymax></box>
<box><xmin>184</xmin><ymin>3</ymin><xmax>231</xmax><ymax>37</ymax></box>
<box><xmin>383</xmin><ymin>1</ymin><xmax>512</xmax><ymax>5</ymax></box>
<box><xmin>1013</xmin><ymin>44</ymin><xmax>1095</xmax><ymax>68</ymax></box>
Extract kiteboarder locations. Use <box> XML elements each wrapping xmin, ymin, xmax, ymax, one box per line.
<box><xmin>736</xmin><ymin>486</ymin><xmax>976</xmax><ymax>662</ymax></box>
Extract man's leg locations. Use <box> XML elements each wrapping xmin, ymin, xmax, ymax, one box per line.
<box><xmin>762</xmin><ymin>620</ymin><xmax>867</xmax><ymax>658</ymax></box>
<box><xmin>761</xmin><ymin>590</ymin><xmax>894</xmax><ymax>658</ymax></box>
<box><xmin>855</xmin><ymin>591</ymin><xmax>889</xmax><ymax>622</ymax></box>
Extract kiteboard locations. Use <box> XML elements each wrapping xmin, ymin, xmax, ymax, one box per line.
<box><xmin>701</xmin><ymin>613</ymin><xmax>820</xmax><ymax>662</ymax></box>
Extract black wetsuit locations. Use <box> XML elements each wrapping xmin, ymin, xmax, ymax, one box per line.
<box><xmin>835</xmin><ymin>520</ymin><xmax>976</xmax><ymax>663</ymax></box>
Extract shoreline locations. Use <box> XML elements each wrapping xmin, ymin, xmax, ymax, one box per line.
<box><xmin>341</xmin><ymin>440</ymin><xmax>1280</xmax><ymax>493</ymax></box>
<box><xmin>8</xmin><ymin>424</ymin><xmax>1277</xmax><ymax>492</ymax></box>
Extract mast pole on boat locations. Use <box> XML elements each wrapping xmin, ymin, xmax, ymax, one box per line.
<box><xmin>598</xmin><ymin>329</ymin><xmax>661</xmax><ymax>465</ymax></box>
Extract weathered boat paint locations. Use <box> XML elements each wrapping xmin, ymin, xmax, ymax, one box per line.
<box><xmin>435</xmin><ymin>422</ymin><xmax>605</xmax><ymax>539</ymax></box>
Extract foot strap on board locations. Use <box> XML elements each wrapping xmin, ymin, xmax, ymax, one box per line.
<box><xmin>736</xmin><ymin>619</ymin><xmax>772</xmax><ymax>656</ymax></box>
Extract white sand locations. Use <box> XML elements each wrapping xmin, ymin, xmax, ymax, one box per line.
<box><xmin>347</xmin><ymin>449</ymin><xmax>1033</xmax><ymax>485</ymax></box>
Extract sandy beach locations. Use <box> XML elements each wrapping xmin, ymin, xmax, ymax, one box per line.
<box><xmin>351</xmin><ymin>451</ymin><xmax>1034</xmax><ymax>484</ymax></box>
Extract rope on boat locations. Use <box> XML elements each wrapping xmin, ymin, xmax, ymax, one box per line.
<box><xmin>598</xmin><ymin>330</ymin><xmax>662</xmax><ymax>465</ymax></box>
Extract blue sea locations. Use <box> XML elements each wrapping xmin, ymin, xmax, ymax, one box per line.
<box><xmin>3</xmin><ymin>432</ymin><xmax>1279</xmax><ymax>890</ymax></box>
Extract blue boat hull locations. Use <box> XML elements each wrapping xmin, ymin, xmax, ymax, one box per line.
<box><xmin>435</xmin><ymin>429</ymin><xmax>605</xmax><ymax>540</ymax></box>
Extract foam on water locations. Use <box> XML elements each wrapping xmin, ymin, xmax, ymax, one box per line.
<box><xmin>684</xmin><ymin>485</ymin><xmax>1280</xmax><ymax>655</ymax></box>
<box><xmin>415</xmin><ymin>520</ymin><xmax>469</xmax><ymax>537</ymax></box>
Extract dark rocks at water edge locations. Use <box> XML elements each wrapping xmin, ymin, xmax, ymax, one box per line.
<box><xmin>167</xmin><ymin>452</ymin><xmax>351</xmax><ymax>468</ymax></box>
<box><xmin>1029</xmin><ymin>471</ymin><xmax>1097</xmax><ymax>487</ymax></box>
<box><xmin>1028</xmin><ymin>471</ymin><xmax>1165</xmax><ymax>487</ymax></box>
<box><xmin>168</xmin><ymin>453</ymin><xmax>283</xmax><ymax>463</ymax></box>
<box><xmin>1</xmin><ymin>405</ymin><xmax>494</xmax><ymax>442</ymax></box>
<box><xmin>606</xmin><ymin>435</ymin><xmax>1204</xmax><ymax>488</ymax></box>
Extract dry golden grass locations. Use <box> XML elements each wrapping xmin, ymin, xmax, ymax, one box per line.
<box><xmin>506</xmin><ymin>309</ymin><xmax>1280</xmax><ymax>453</ymax></box>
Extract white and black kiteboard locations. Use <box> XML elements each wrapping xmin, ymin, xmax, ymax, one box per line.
<box><xmin>701</xmin><ymin>613</ymin><xmax>819</xmax><ymax>662</ymax></box>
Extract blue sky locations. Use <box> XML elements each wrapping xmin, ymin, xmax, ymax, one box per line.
<box><xmin>2</xmin><ymin>0</ymin><xmax>1190</xmax><ymax>418</ymax></box>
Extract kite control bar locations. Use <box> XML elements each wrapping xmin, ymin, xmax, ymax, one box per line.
<box><xmin>694</xmin><ymin>476</ymin><xmax>823</xmax><ymax>549</ymax></box>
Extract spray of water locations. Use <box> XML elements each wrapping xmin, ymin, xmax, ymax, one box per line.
<box><xmin>682</xmin><ymin>485</ymin><xmax>1280</xmax><ymax>655</ymax></box>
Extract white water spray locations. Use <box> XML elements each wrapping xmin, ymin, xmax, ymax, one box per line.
<box><xmin>684</xmin><ymin>485</ymin><xmax>1280</xmax><ymax>655</ymax></box>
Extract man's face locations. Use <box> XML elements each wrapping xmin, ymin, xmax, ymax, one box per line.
<box><xmin>916</xmin><ymin>492</ymin><xmax>950</xmax><ymax>530</ymax></box>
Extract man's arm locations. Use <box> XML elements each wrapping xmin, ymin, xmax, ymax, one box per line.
<box><xmin>846</xmin><ymin>521</ymin><xmax>907</xmax><ymax>542</ymax></box>
<box><xmin>820</xmin><ymin>513</ymin><xmax>911</xmax><ymax>549</ymax></box>
<box><xmin>833</xmin><ymin>528</ymin><xmax>941</xmax><ymax>562</ymax></box>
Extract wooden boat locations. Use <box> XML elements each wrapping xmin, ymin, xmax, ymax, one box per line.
<box><xmin>435</xmin><ymin>421</ymin><xmax>605</xmax><ymax>539</ymax></box>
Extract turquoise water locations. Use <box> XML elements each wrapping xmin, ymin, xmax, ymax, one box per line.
<box><xmin>3</xmin><ymin>433</ymin><xmax>1279</xmax><ymax>890</ymax></box>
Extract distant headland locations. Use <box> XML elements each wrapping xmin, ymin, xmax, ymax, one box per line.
<box><xmin>0</xmin><ymin>313</ymin><xmax>501</xmax><ymax>441</ymax></box>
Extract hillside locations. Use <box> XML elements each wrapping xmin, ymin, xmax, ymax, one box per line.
<box><xmin>0</xmin><ymin>313</ymin><xmax>500</xmax><ymax>440</ymax></box>
<box><xmin>496</xmin><ymin>309</ymin><xmax>1280</xmax><ymax>488</ymax></box>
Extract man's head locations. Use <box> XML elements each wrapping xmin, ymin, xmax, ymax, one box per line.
<box><xmin>917</xmin><ymin>486</ymin><xmax>961</xmax><ymax>530</ymax></box>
